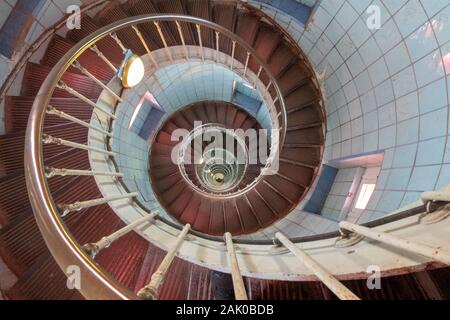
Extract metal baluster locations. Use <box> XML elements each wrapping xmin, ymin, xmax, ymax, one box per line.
<box><xmin>195</xmin><ymin>24</ymin><xmax>204</xmax><ymax>61</ymax></box>
<box><xmin>175</xmin><ymin>21</ymin><xmax>189</xmax><ymax>61</ymax></box>
<box><xmin>45</xmin><ymin>167</ymin><xmax>123</xmax><ymax>178</ymax></box>
<box><xmin>46</xmin><ymin>105</ymin><xmax>113</xmax><ymax>137</ymax></box>
<box><xmin>224</xmin><ymin>232</ymin><xmax>248</xmax><ymax>300</ymax></box>
<box><xmin>137</xmin><ymin>224</ymin><xmax>191</xmax><ymax>299</ymax></box>
<box><xmin>154</xmin><ymin>21</ymin><xmax>173</xmax><ymax>62</ymax></box>
<box><xmin>90</xmin><ymin>45</ymin><xmax>118</xmax><ymax>73</ymax></box>
<box><xmin>57</xmin><ymin>81</ymin><xmax>116</xmax><ymax>119</ymax></box>
<box><xmin>339</xmin><ymin>221</ymin><xmax>450</xmax><ymax>265</ymax></box>
<box><xmin>275</xmin><ymin>232</ymin><xmax>360</xmax><ymax>300</ymax></box>
<box><xmin>230</xmin><ymin>41</ymin><xmax>236</xmax><ymax>71</ymax></box>
<box><xmin>72</xmin><ymin>61</ymin><xmax>123</xmax><ymax>102</ymax></box>
<box><xmin>42</xmin><ymin>134</ymin><xmax>115</xmax><ymax>156</ymax></box>
<box><xmin>110</xmin><ymin>33</ymin><xmax>127</xmax><ymax>53</ymax></box>
<box><xmin>58</xmin><ymin>192</ymin><xmax>138</xmax><ymax>217</ymax></box>
<box><xmin>132</xmin><ymin>25</ymin><xmax>158</xmax><ymax>68</ymax></box>
<box><xmin>83</xmin><ymin>212</ymin><xmax>158</xmax><ymax>258</ymax></box>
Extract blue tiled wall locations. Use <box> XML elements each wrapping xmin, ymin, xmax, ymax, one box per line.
<box><xmin>303</xmin><ymin>164</ymin><xmax>338</xmax><ymax>214</ymax></box>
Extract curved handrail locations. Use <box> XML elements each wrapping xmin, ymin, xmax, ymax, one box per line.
<box><xmin>24</xmin><ymin>13</ymin><xmax>436</xmax><ymax>300</ymax></box>
<box><xmin>24</xmin><ymin>14</ymin><xmax>290</xmax><ymax>299</ymax></box>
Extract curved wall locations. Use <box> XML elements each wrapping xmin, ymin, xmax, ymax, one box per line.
<box><xmin>112</xmin><ymin>51</ymin><xmax>272</xmax><ymax>223</ymax></box>
<box><xmin>248</xmin><ymin>0</ymin><xmax>450</xmax><ymax>225</ymax></box>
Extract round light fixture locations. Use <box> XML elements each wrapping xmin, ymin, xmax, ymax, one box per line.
<box><xmin>122</xmin><ymin>54</ymin><xmax>145</xmax><ymax>88</ymax></box>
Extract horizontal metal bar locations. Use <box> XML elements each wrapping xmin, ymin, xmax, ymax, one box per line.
<box><xmin>42</xmin><ymin>134</ymin><xmax>115</xmax><ymax>156</ymax></box>
<box><xmin>46</xmin><ymin>105</ymin><xmax>113</xmax><ymax>137</ymax></box>
<box><xmin>45</xmin><ymin>167</ymin><xmax>123</xmax><ymax>178</ymax></box>
<box><xmin>275</xmin><ymin>232</ymin><xmax>360</xmax><ymax>300</ymax></box>
<box><xmin>58</xmin><ymin>192</ymin><xmax>138</xmax><ymax>217</ymax></box>
<box><xmin>339</xmin><ymin>221</ymin><xmax>450</xmax><ymax>265</ymax></box>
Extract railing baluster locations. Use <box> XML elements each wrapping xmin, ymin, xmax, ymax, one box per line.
<box><xmin>46</xmin><ymin>105</ymin><xmax>113</xmax><ymax>137</ymax></box>
<box><xmin>83</xmin><ymin>212</ymin><xmax>158</xmax><ymax>258</ymax></box>
<box><xmin>42</xmin><ymin>134</ymin><xmax>115</xmax><ymax>156</ymax></box>
<box><xmin>132</xmin><ymin>25</ymin><xmax>158</xmax><ymax>68</ymax></box>
<box><xmin>110</xmin><ymin>33</ymin><xmax>127</xmax><ymax>53</ymax></box>
<box><xmin>72</xmin><ymin>61</ymin><xmax>123</xmax><ymax>102</ymax></box>
<box><xmin>230</xmin><ymin>41</ymin><xmax>236</xmax><ymax>71</ymax></box>
<box><xmin>58</xmin><ymin>192</ymin><xmax>138</xmax><ymax>217</ymax></box>
<box><xmin>224</xmin><ymin>232</ymin><xmax>248</xmax><ymax>300</ymax></box>
<box><xmin>275</xmin><ymin>232</ymin><xmax>360</xmax><ymax>300</ymax></box>
<box><xmin>154</xmin><ymin>21</ymin><xmax>173</xmax><ymax>62</ymax></box>
<box><xmin>45</xmin><ymin>167</ymin><xmax>123</xmax><ymax>178</ymax></box>
<box><xmin>195</xmin><ymin>24</ymin><xmax>204</xmax><ymax>61</ymax></box>
<box><xmin>215</xmin><ymin>31</ymin><xmax>220</xmax><ymax>63</ymax></box>
<box><xmin>57</xmin><ymin>81</ymin><xmax>116</xmax><ymax>119</ymax></box>
<box><xmin>254</xmin><ymin>65</ymin><xmax>263</xmax><ymax>87</ymax></box>
<box><xmin>137</xmin><ymin>224</ymin><xmax>191</xmax><ymax>299</ymax></box>
<box><xmin>244</xmin><ymin>52</ymin><xmax>250</xmax><ymax>76</ymax></box>
<box><xmin>339</xmin><ymin>221</ymin><xmax>450</xmax><ymax>265</ymax></box>
<box><xmin>90</xmin><ymin>45</ymin><xmax>118</xmax><ymax>73</ymax></box>
<box><xmin>175</xmin><ymin>21</ymin><xmax>189</xmax><ymax>61</ymax></box>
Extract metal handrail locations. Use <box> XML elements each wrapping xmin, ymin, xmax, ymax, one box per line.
<box><xmin>24</xmin><ymin>13</ymin><xmax>440</xmax><ymax>300</ymax></box>
<box><xmin>24</xmin><ymin>14</ymin><xmax>290</xmax><ymax>299</ymax></box>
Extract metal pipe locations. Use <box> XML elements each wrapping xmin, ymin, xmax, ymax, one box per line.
<box><xmin>339</xmin><ymin>221</ymin><xmax>450</xmax><ymax>265</ymax></box>
<box><xmin>83</xmin><ymin>212</ymin><xmax>158</xmax><ymax>258</ymax></box>
<box><xmin>137</xmin><ymin>224</ymin><xmax>191</xmax><ymax>299</ymax></box>
<box><xmin>131</xmin><ymin>25</ymin><xmax>158</xmax><ymax>68</ymax></box>
<box><xmin>195</xmin><ymin>24</ymin><xmax>204</xmax><ymax>61</ymax></box>
<box><xmin>56</xmin><ymin>81</ymin><xmax>116</xmax><ymax>119</ymax></box>
<box><xmin>46</xmin><ymin>105</ymin><xmax>113</xmax><ymax>137</ymax></box>
<box><xmin>58</xmin><ymin>192</ymin><xmax>138</xmax><ymax>217</ymax></box>
<box><xmin>72</xmin><ymin>61</ymin><xmax>123</xmax><ymax>102</ymax></box>
<box><xmin>224</xmin><ymin>232</ymin><xmax>248</xmax><ymax>300</ymax></box>
<box><xmin>45</xmin><ymin>167</ymin><xmax>123</xmax><ymax>178</ymax></box>
<box><xmin>90</xmin><ymin>45</ymin><xmax>118</xmax><ymax>72</ymax></box>
<box><xmin>110</xmin><ymin>33</ymin><xmax>127</xmax><ymax>52</ymax></box>
<box><xmin>154</xmin><ymin>21</ymin><xmax>173</xmax><ymax>62</ymax></box>
<box><xmin>275</xmin><ymin>232</ymin><xmax>360</xmax><ymax>300</ymax></box>
<box><xmin>42</xmin><ymin>134</ymin><xmax>115</xmax><ymax>156</ymax></box>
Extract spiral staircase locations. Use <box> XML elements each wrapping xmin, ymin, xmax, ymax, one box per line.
<box><xmin>0</xmin><ymin>0</ymin><xmax>450</xmax><ymax>300</ymax></box>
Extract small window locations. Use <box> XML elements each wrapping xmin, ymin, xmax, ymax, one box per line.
<box><xmin>129</xmin><ymin>91</ymin><xmax>161</xmax><ymax>130</ymax></box>
<box><xmin>355</xmin><ymin>184</ymin><xmax>376</xmax><ymax>209</ymax></box>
